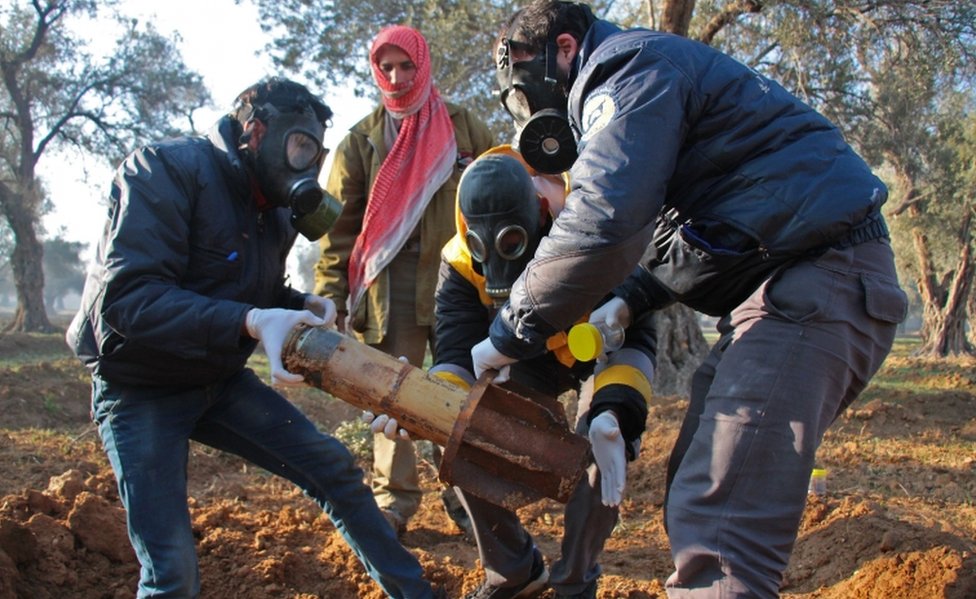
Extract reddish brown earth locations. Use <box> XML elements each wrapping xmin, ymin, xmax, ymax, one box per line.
<box><xmin>0</xmin><ymin>325</ymin><xmax>973</xmax><ymax>598</ymax></box>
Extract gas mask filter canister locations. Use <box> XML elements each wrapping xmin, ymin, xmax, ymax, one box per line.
<box><xmin>515</xmin><ymin>108</ymin><xmax>578</xmax><ymax>176</ymax></box>
<box><xmin>291</xmin><ymin>189</ymin><xmax>342</xmax><ymax>241</ymax></box>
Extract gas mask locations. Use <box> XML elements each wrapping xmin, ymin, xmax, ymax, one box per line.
<box><xmin>495</xmin><ymin>3</ymin><xmax>597</xmax><ymax>175</ymax></box>
<box><xmin>246</xmin><ymin>103</ymin><xmax>341</xmax><ymax>241</ymax></box>
<box><xmin>496</xmin><ymin>38</ymin><xmax>576</xmax><ymax>175</ymax></box>
<box><xmin>459</xmin><ymin>154</ymin><xmax>545</xmax><ymax>307</ymax></box>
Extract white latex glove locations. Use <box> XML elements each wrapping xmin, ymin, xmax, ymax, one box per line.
<box><xmin>361</xmin><ymin>411</ymin><xmax>410</xmax><ymax>440</ymax></box>
<box><xmin>589</xmin><ymin>411</ymin><xmax>627</xmax><ymax>507</ymax></box>
<box><xmin>360</xmin><ymin>355</ymin><xmax>413</xmax><ymax>440</ymax></box>
<box><xmin>245</xmin><ymin>308</ymin><xmax>325</xmax><ymax>386</ymax></box>
<box><xmin>471</xmin><ymin>337</ymin><xmax>517</xmax><ymax>384</ymax></box>
<box><xmin>303</xmin><ymin>295</ymin><xmax>338</xmax><ymax>326</ymax></box>
<box><xmin>589</xmin><ymin>296</ymin><xmax>632</xmax><ymax>331</ymax></box>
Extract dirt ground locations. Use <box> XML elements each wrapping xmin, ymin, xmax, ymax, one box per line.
<box><xmin>0</xmin><ymin>322</ymin><xmax>973</xmax><ymax>599</ymax></box>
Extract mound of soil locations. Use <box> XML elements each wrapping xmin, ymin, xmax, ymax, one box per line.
<box><xmin>0</xmin><ymin>330</ymin><xmax>973</xmax><ymax>598</ymax></box>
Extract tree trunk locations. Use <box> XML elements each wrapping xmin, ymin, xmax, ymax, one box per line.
<box><xmin>3</xmin><ymin>195</ymin><xmax>54</xmax><ymax>333</ymax></box>
<box><xmin>652</xmin><ymin>304</ymin><xmax>710</xmax><ymax>396</ymax></box>
<box><xmin>660</xmin><ymin>0</ymin><xmax>696</xmax><ymax>37</ymax></box>
<box><xmin>910</xmin><ymin>216</ymin><xmax>975</xmax><ymax>357</ymax></box>
<box><xmin>968</xmin><ymin>280</ymin><xmax>976</xmax><ymax>350</ymax></box>
<box><xmin>646</xmin><ymin>0</ymin><xmax>710</xmax><ymax>397</ymax></box>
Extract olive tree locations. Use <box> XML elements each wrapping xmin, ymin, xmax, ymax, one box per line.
<box><xmin>0</xmin><ymin>0</ymin><xmax>209</xmax><ymax>331</ymax></box>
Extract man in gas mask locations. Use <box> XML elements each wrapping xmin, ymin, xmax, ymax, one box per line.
<box><xmin>67</xmin><ymin>76</ymin><xmax>444</xmax><ymax>599</ymax></box>
<box><xmin>473</xmin><ymin>2</ymin><xmax>908</xmax><ymax>598</ymax></box>
<box><xmin>237</xmin><ymin>85</ymin><xmax>342</xmax><ymax>242</ymax></box>
<box><xmin>368</xmin><ymin>147</ymin><xmax>657</xmax><ymax>599</ymax></box>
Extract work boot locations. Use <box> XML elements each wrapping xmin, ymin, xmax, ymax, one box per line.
<box><xmin>463</xmin><ymin>549</ymin><xmax>548</xmax><ymax>599</ymax></box>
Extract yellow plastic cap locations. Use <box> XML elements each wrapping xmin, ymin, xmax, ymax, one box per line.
<box><xmin>568</xmin><ymin>322</ymin><xmax>604</xmax><ymax>361</ymax></box>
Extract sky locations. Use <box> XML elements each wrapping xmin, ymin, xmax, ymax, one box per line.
<box><xmin>39</xmin><ymin>0</ymin><xmax>373</xmax><ymax>269</ymax></box>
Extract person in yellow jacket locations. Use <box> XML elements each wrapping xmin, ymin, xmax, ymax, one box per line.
<box><xmin>370</xmin><ymin>147</ymin><xmax>657</xmax><ymax>599</ymax></box>
<box><xmin>312</xmin><ymin>25</ymin><xmax>493</xmax><ymax>535</ymax></box>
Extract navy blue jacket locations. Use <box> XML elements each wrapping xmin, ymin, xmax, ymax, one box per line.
<box><xmin>491</xmin><ymin>20</ymin><xmax>888</xmax><ymax>360</ymax></box>
<box><xmin>67</xmin><ymin>117</ymin><xmax>307</xmax><ymax>387</ymax></box>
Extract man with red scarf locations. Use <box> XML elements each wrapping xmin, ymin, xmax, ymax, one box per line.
<box><xmin>313</xmin><ymin>25</ymin><xmax>494</xmax><ymax>536</ymax></box>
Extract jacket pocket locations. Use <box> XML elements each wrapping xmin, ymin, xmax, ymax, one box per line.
<box><xmin>861</xmin><ymin>273</ymin><xmax>909</xmax><ymax>324</ymax></box>
<box><xmin>186</xmin><ymin>244</ymin><xmax>242</xmax><ymax>284</ymax></box>
<box><xmin>647</xmin><ymin>220</ymin><xmax>789</xmax><ymax>316</ymax></box>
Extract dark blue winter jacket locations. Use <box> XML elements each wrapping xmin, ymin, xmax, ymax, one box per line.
<box><xmin>67</xmin><ymin>117</ymin><xmax>307</xmax><ymax>386</ymax></box>
<box><xmin>491</xmin><ymin>20</ymin><xmax>889</xmax><ymax>360</ymax></box>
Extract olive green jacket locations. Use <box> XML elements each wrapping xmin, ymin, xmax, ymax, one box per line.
<box><xmin>313</xmin><ymin>101</ymin><xmax>493</xmax><ymax>344</ymax></box>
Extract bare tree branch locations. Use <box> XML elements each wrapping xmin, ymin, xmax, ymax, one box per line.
<box><xmin>698</xmin><ymin>0</ymin><xmax>763</xmax><ymax>46</ymax></box>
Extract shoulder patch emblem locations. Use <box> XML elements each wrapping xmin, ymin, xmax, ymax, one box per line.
<box><xmin>581</xmin><ymin>91</ymin><xmax>616</xmax><ymax>141</ymax></box>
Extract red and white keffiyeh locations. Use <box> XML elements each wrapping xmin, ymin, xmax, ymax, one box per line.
<box><xmin>345</xmin><ymin>25</ymin><xmax>457</xmax><ymax>321</ymax></box>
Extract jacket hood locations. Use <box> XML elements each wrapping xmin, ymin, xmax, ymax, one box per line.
<box><xmin>208</xmin><ymin>116</ymin><xmax>251</xmax><ymax>198</ymax></box>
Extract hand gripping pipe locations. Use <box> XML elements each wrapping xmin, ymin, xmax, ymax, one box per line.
<box><xmin>282</xmin><ymin>325</ymin><xmax>591</xmax><ymax>509</ymax></box>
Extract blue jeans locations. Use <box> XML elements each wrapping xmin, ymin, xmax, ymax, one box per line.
<box><xmin>92</xmin><ymin>368</ymin><xmax>433</xmax><ymax>599</ymax></box>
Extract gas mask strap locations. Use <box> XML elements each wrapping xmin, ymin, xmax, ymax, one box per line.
<box><xmin>544</xmin><ymin>37</ymin><xmax>559</xmax><ymax>86</ymax></box>
<box><xmin>497</xmin><ymin>37</ymin><xmax>512</xmax><ymax>71</ymax></box>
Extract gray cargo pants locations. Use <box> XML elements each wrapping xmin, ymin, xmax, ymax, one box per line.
<box><xmin>664</xmin><ymin>238</ymin><xmax>907</xmax><ymax>598</ymax></box>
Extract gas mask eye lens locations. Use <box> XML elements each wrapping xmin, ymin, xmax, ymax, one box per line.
<box><xmin>495</xmin><ymin>225</ymin><xmax>528</xmax><ymax>260</ymax></box>
<box><xmin>285</xmin><ymin>131</ymin><xmax>322</xmax><ymax>170</ymax></box>
<box><xmin>465</xmin><ymin>230</ymin><xmax>488</xmax><ymax>263</ymax></box>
